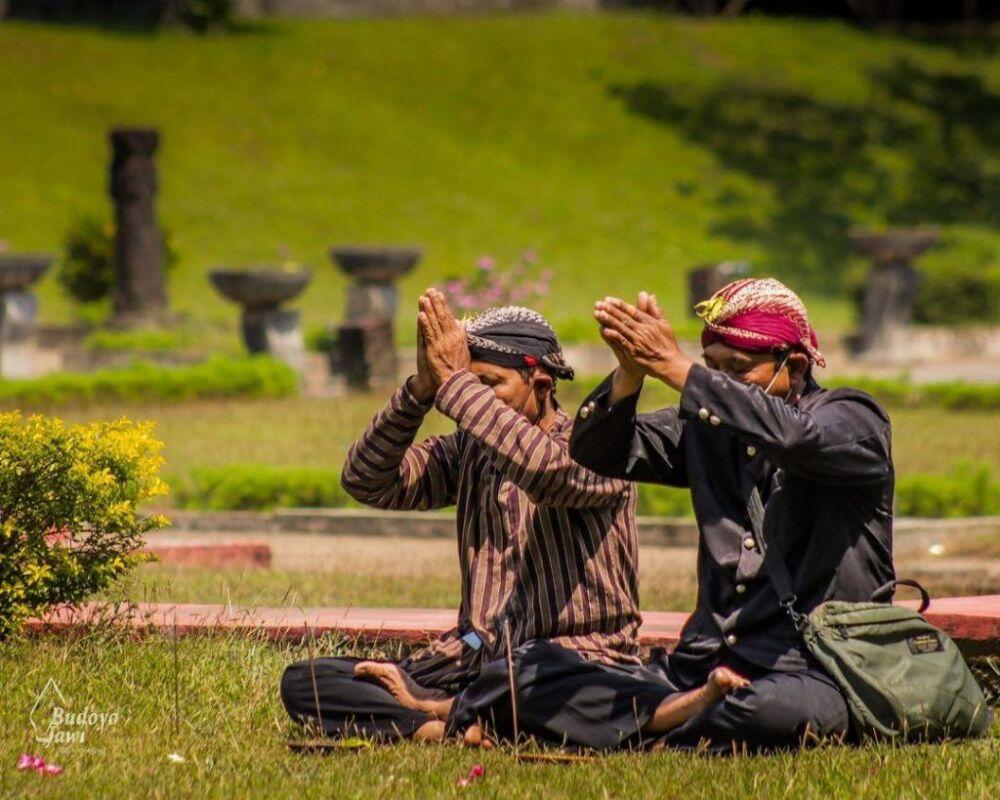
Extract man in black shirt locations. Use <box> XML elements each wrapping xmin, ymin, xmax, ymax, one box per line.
<box><xmin>446</xmin><ymin>278</ymin><xmax>894</xmax><ymax>751</ymax></box>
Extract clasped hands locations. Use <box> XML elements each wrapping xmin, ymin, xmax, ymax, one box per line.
<box><xmin>594</xmin><ymin>291</ymin><xmax>694</xmax><ymax>402</ymax></box>
<box><xmin>410</xmin><ymin>288</ymin><xmax>471</xmax><ymax>403</ymax></box>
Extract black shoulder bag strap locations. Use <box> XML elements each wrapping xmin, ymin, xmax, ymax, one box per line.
<box><xmin>748</xmin><ymin>487</ymin><xmax>809</xmax><ymax>632</ymax></box>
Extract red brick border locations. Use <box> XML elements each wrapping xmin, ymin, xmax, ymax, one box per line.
<box><xmin>26</xmin><ymin>595</ymin><xmax>999</xmax><ymax>654</ymax></box>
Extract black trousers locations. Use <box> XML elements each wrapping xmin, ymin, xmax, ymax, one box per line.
<box><xmin>280</xmin><ymin>657</ymin><xmax>437</xmax><ymax>742</ymax></box>
<box><xmin>446</xmin><ymin>640</ymin><xmax>850</xmax><ymax>753</ymax></box>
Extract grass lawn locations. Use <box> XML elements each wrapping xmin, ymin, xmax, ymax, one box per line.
<box><xmin>51</xmin><ymin>392</ymin><xmax>1000</xmax><ymax>500</ymax></box>
<box><xmin>1</xmin><ymin>632</ymin><xmax>997</xmax><ymax>799</ymax></box>
<box><xmin>3</xmin><ymin>14</ymin><xmax>999</xmax><ymax>343</ymax></box>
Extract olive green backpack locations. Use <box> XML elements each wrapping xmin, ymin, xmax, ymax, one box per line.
<box><xmin>751</xmin><ymin>489</ymin><xmax>994</xmax><ymax>742</ymax></box>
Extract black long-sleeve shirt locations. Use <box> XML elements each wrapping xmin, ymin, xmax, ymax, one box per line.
<box><xmin>570</xmin><ymin>363</ymin><xmax>895</xmax><ymax>676</ymax></box>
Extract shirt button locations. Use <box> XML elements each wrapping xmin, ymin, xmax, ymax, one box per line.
<box><xmin>698</xmin><ymin>408</ymin><xmax>710</xmax><ymax>420</ymax></box>
<box><xmin>579</xmin><ymin>406</ymin><xmax>590</xmax><ymax>419</ymax></box>
<box><xmin>726</xmin><ymin>633</ymin><xmax>738</xmax><ymax>646</ymax></box>
<box><xmin>709</xmin><ymin>415</ymin><xmax>721</xmax><ymax>426</ymax></box>
<box><xmin>735</xmin><ymin>583</ymin><xmax>747</xmax><ymax>595</ymax></box>
<box><xmin>746</xmin><ymin>445</ymin><xmax>757</xmax><ymax>457</ymax></box>
<box><xmin>743</xmin><ymin>536</ymin><xmax>756</xmax><ymax>550</ymax></box>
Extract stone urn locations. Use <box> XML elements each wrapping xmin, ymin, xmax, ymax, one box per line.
<box><xmin>0</xmin><ymin>253</ymin><xmax>53</xmax><ymax>377</ymax></box>
<box><xmin>330</xmin><ymin>245</ymin><xmax>422</xmax><ymax>323</ymax></box>
<box><xmin>848</xmin><ymin>227</ymin><xmax>939</xmax><ymax>355</ymax></box>
<box><xmin>209</xmin><ymin>267</ymin><xmax>311</xmax><ymax>372</ymax></box>
<box><xmin>327</xmin><ymin>245</ymin><xmax>423</xmax><ymax>391</ymax></box>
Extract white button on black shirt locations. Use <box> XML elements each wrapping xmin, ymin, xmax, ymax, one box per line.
<box><xmin>726</xmin><ymin>634</ymin><xmax>738</xmax><ymax>646</ymax></box>
<box><xmin>743</xmin><ymin>536</ymin><xmax>756</xmax><ymax>550</ymax></box>
<box><xmin>698</xmin><ymin>408</ymin><xmax>710</xmax><ymax>420</ymax></box>
<box><xmin>746</xmin><ymin>445</ymin><xmax>757</xmax><ymax>457</ymax></box>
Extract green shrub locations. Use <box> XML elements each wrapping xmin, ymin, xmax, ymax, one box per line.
<box><xmin>912</xmin><ymin>232</ymin><xmax>1000</xmax><ymax>326</ymax></box>
<box><xmin>0</xmin><ymin>356</ymin><xmax>297</xmax><ymax>407</ymax></box>
<box><xmin>637</xmin><ymin>484</ymin><xmax>694</xmax><ymax>518</ymax></box>
<box><xmin>0</xmin><ymin>412</ymin><xmax>169</xmax><ymax>637</ymax></box>
<box><xmin>59</xmin><ymin>215</ymin><xmax>178</xmax><ymax>304</ymax></box>
<box><xmin>171</xmin><ymin>465</ymin><xmax>352</xmax><ymax>511</ymax></box>
<box><xmin>895</xmin><ymin>462</ymin><xmax>999</xmax><ymax>518</ymax></box>
<box><xmin>165</xmin><ymin>461</ymin><xmax>998</xmax><ymax>519</ymax></box>
<box><xmin>304</xmin><ymin>325</ymin><xmax>337</xmax><ymax>353</ymax></box>
<box><xmin>824</xmin><ymin>375</ymin><xmax>1000</xmax><ymax>411</ymax></box>
<box><xmin>83</xmin><ymin>328</ymin><xmax>196</xmax><ymax>354</ymax></box>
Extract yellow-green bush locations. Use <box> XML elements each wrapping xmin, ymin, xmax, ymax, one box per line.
<box><xmin>0</xmin><ymin>412</ymin><xmax>169</xmax><ymax>637</ymax></box>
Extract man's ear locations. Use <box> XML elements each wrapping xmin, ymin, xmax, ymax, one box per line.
<box><xmin>531</xmin><ymin>370</ymin><xmax>554</xmax><ymax>398</ymax></box>
<box><xmin>787</xmin><ymin>352</ymin><xmax>810</xmax><ymax>383</ymax></box>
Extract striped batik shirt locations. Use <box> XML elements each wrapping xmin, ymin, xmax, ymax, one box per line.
<box><xmin>341</xmin><ymin>368</ymin><xmax>641</xmax><ymax>693</ymax></box>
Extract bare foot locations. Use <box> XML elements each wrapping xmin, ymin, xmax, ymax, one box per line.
<box><xmin>704</xmin><ymin>666</ymin><xmax>750</xmax><ymax>703</ymax></box>
<box><xmin>412</xmin><ymin>720</ymin><xmax>446</xmax><ymax>743</ymax></box>
<box><xmin>354</xmin><ymin>662</ymin><xmax>452</xmax><ymax>718</ymax></box>
<box><xmin>463</xmin><ymin>724</ymin><xmax>493</xmax><ymax>749</ymax></box>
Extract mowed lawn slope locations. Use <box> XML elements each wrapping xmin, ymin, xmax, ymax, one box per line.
<box><xmin>3</xmin><ymin>14</ymin><xmax>998</xmax><ymax>341</ymax></box>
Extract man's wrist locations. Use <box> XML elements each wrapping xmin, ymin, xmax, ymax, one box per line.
<box><xmin>609</xmin><ymin>367</ymin><xmax>644</xmax><ymax>406</ymax></box>
<box><xmin>649</xmin><ymin>353</ymin><xmax>695</xmax><ymax>392</ymax></box>
<box><xmin>407</xmin><ymin>375</ymin><xmax>437</xmax><ymax>404</ymax></box>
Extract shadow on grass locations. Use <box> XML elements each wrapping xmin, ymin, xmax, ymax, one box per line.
<box><xmin>609</xmin><ymin>57</ymin><xmax>1000</xmax><ymax>290</ymax></box>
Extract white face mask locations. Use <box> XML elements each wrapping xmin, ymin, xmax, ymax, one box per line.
<box><xmin>763</xmin><ymin>352</ymin><xmax>792</xmax><ymax>398</ymax></box>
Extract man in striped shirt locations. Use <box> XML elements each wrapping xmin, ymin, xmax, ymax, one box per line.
<box><xmin>280</xmin><ymin>289</ymin><xmax>640</xmax><ymax>743</ymax></box>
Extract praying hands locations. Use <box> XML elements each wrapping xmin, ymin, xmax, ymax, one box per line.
<box><xmin>410</xmin><ymin>288</ymin><xmax>471</xmax><ymax>402</ymax></box>
<box><xmin>594</xmin><ymin>291</ymin><xmax>694</xmax><ymax>401</ymax></box>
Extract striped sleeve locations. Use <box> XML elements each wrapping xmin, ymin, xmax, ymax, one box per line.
<box><xmin>434</xmin><ymin>369</ymin><xmax>627</xmax><ymax>509</ymax></box>
<box><xmin>340</xmin><ymin>377</ymin><xmax>461</xmax><ymax>510</ymax></box>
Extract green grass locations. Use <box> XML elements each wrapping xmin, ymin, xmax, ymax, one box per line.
<box><xmin>3</xmin><ymin>14</ymin><xmax>998</xmax><ymax>343</ymax></box>
<box><xmin>0</xmin><ymin>632</ymin><xmax>997</xmax><ymax>799</ymax></box>
<box><xmin>50</xmin><ymin>392</ymin><xmax>1000</xmax><ymax>502</ymax></box>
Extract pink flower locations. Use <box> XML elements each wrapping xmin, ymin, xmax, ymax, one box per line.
<box><xmin>457</xmin><ymin>764</ymin><xmax>485</xmax><ymax>787</ymax></box>
<box><xmin>476</xmin><ymin>256</ymin><xmax>496</xmax><ymax>272</ymax></box>
<box><xmin>17</xmin><ymin>753</ymin><xmax>38</xmax><ymax>771</ymax></box>
<box><xmin>521</xmin><ymin>249</ymin><xmax>539</xmax><ymax>264</ymax></box>
<box><xmin>16</xmin><ymin>754</ymin><xmax>61</xmax><ymax>776</ymax></box>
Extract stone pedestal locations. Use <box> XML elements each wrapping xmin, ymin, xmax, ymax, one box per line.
<box><xmin>110</xmin><ymin>128</ymin><xmax>166</xmax><ymax>325</ymax></box>
<box><xmin>242</xmin><ymin>307</ymin><xmax>305</xmax><ymax>373</ymax></box>
<box><xmin>209</xmin><ymin>267</ymin><xmax>311</xmax><ymax>373</ymax></box>
<box><xmin>848</xmin><ymin>229</ymin><xmax>938</xmax><ymax>356</ymax></box>
<box><xmin>0</xmin><ymin>254</ymin><xmax>52</xmax><ymax>378</ymax></box>
<box><xmin>329</xmin><ymin>319</ymin><xmax>396</xmax><ymax>391</ymax></box>
<box><xmin>687</xmin><ymin>261</ymin><xmax>750</xmax><ymax>315</ymax></box>
<box><xmin>329</xmin><ymin>245</ymin><xmax>422</xmax><ymax>391</ymax></box>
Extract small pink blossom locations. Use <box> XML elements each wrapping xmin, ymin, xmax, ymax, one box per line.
<box><xmin>457</xmin><ymin>763</ymin><xmax>485</xmax><ymax>787</ymax></box>
<box><xmin>521</xmin><ymin>249</ymin><xmax>539</xmax><ymax>264</ymax></box>
<box><xmin>476</xmin><ymin>256</ymin><xmax>496</xmax><ymax>272</ymax></box>
<box><xmin>17</xmin><ymin>753</ymin><xmax>61</xmax><ymax>776</ymax></box>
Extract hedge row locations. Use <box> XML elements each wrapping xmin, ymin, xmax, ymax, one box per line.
<box><xmin>166</xmin><ymin>462</ymin><xmax>998</xmax><ymax>518</ymax></box>
<box><xmin>170</xmin><ymin>465</ymin><xmax>355</xmax><ymax>511</ymax></box>
<box><xmin>0</xmin><ymin>356</ymin><xmax>298</xmax><ymax>406</ymax></box>
<box><xmin>824</xmin><ymin>376</ymin><xmax>1000</xmax><ymax>411</ymax></box>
